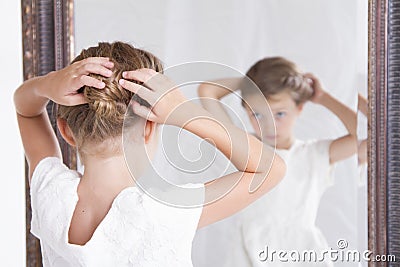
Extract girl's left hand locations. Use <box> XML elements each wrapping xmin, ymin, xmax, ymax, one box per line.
<box><xmin>119</xmin><ymin>68</ymin><xmax>191</xmax><ymax>126</ymax></box>
<box><xmin>304</xmin><ymin>73</ymin><xmax>326</xmax><ymax>104</ymax></box>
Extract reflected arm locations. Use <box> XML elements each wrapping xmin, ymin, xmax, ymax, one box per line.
<box><xmin>197</xmin><ymin>78</ymin><xmax>242</xmax><ymax>125</ymax></box>
<box><xmin>318</xmin><ymin>92</ymin><xmax>358</xmax><ymax>164</ymax></box>
<box><xmin>185</xmin><ymin>105</ymin><xmax>285</xmax><ymax>228</ymax></box>
<box><xmin>357</xmin><ymin>93</ymin><xmax>368</xmax><ymax>164</ymax></box>
<box><xmin>305</xmin><ymin>73</ymin><xmax>358</xmax><ymax>164</ymax></box>
<box><xmin>358</xmin><ymin>93</ymin><xmax>368</xmax><ymax>116</ymax></box>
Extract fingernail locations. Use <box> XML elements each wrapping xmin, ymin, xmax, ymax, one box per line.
<box><xmin>122</xmin><ymin>72</ymin><xmax>127</xmax><ymax>78</ymax></box>
<box><xmin>119</xmin><ymin>79</ymin><xmax>124</xmax><ymax>85</ymax></box>
<box><xmin>100</xmin><ymin>82</ymin><xmax>105</xmax><ymax>88</ymax></box>
<box><xmin>106</xmin><ymin>70</ymin><xmax>113</xmax><ymax>76</ymax></box>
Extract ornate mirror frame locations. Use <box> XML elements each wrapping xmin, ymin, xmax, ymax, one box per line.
<box><xmin>20</xmin><ymin>0</ymin><xmax>399</xmax><ymax>266</ymax></box>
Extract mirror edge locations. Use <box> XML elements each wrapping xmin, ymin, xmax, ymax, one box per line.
<box><xmin>21</xmin><ymin>0</ymin><xmax>75</xmax><ymax>265</ymax></box>
<box><xmin>383</xmin><ymin>0</ymin><xmax>400</xmax><ymax>264</ymax></box>
<box><xmin>368</xmin><ymin>0</ymin><xmax>388</xmax><ymax>264</ymax></box>
<box><xmin>369</xmin><ymin>0</ymin><xmax>400</xmax><ymax>265</ymax></box>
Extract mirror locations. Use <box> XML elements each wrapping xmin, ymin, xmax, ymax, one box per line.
<box><xmin>73</xmin><ymin>1</ymin><xmax>366</xmax><ymax>266</ymax></box>
<box><xmin>21</xmin><ymin>0</ymin><xmax>400</xmax><ymax>266</ymax></box>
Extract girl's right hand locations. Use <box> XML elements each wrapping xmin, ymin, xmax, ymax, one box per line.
<box><xmin>119</xmin><ymin>68</ymin><xmax>193</xmax><ymax>126</ymax></box>
<box><xmin>40</xmin><ymin>57</ymin><xmax>114</xmax><ymax>106</ymax></box>
<box><xmin>304</xmin><ymin>73</ymin><xmax>327</xmax><ymax>104</ymax></box>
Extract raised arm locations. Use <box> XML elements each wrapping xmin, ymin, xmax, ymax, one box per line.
<box><xmin>120</xmin><ymin>69</ymin><xmax>286</xmax><ymax>229</ymax></box>
<box><xmin>357</xmin><ymin>93</ymin><xmax>368</xmax><ymax>165</ymax></box>
<box><xmin>197</xmin><ymin>78</ymin><xmax>243</xmax><ymax>125</ymax></box>
<box><xmin>305</xmin><ymin>73</ymin><xmax>358</xmax><ymax>164</ymax></box>
<box><xmin>358</xmin><ymin>93</ymin><xmax>368</xmax><ymax>116</ymax></box>
<box><xmin>14</xmin><ymin>57</ymin><xmax>114</xmax><ymax>180</ymax></box>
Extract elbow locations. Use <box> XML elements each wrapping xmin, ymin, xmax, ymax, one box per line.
<box><xmin>197</xmin><ymin>83</ymin><xmax>208</xmax><ymax>97</ymax></box>
<box><xmin>257</xmin><ymin>153</ymin><xmax>286</xmax><ymax>189</ymax></box>
<box><xmin>348</xmin><ymin>134</ymin><xmax>359</xmax><ymax>156</ymax></box>
<box><xmin>357</xmin><ymin>139</ymin><xmax>367</xmax><ymax>164</ymax></box>
<box><xmin>13</xmin><ymin>86</ymin><xmax>23</xmax><ymax>114</ymax></box>
<box><xmin>248</xmin><ymin>153</ymin><xmax>286</xmax><ymax>198</ymax></box>
<box><xmin>197</xmin><ymin>83</ymin><xmax>217</xmax><ymax>98</ymax></box>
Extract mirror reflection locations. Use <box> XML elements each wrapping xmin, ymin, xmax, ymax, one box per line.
<box><xmin>74</xmin><ymin>1</ymin><xmax>368</xmax><ymax>266</ymax></box>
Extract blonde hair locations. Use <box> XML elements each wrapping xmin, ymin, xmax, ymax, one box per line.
<box><xmin>57</xmin><ymin>42</ymin><xmax>163</xmax><ymax>155</ymax></box>
<box><xmin>242</xmin><ymin>57</ymin><xmax>313</xmax><ymax>105</ymax></box>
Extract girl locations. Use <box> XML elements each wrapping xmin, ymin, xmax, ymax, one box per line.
<box><xmin>198</xmin><ymin>57</ymin><xmax>358</xmax><ymax>266</ymax></box>
<box><xmin>14</xmin><ymin>42</ymin><xmax>286</xmax><ymax>266</ymax></box>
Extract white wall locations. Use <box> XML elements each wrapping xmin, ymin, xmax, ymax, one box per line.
<box><xmin>0</xmin><ymin>0</ymin><xmax>25</xmax><ymax>265</ymax></box>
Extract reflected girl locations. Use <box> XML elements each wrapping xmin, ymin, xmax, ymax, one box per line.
<box><xmin>198</xmin><ymin>57</ymin><xmax>358</xmax><ymax>266</ymax></box>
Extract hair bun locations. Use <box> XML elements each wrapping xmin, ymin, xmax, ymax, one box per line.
<box><xmin>57</xmin><ymin>41</ymin><xmax>164</xmax><ymax>152</ymax></box>
<box><xmin>90</xmin><ymin>98</ymin><xmax>118</xmax><ymax>119</ymax></box>
<box><xmin>283</xmin><ymin>74</ymin><xmax>314</xmax><ymax>103</ymax></box>
<box><xmin>82</xmin><ymin>71</ymin><xmax>131</xmax><ymax>122</ymax></box>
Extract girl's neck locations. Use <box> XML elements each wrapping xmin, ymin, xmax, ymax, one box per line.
<box><xmin>80</xmin><ymin>154</ymin><xmax>135</xmax><ymax>190</ymax></box>
<box><xmin>276</xmin><ymin>135</ymin><xmax>296</xmax><ymax>150</ymax></box>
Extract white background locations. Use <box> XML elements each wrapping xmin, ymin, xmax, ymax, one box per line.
<box><xmin>0</xmin><ymin>0</ymin><xmax>25</xmax><ymax>265</ymax></box>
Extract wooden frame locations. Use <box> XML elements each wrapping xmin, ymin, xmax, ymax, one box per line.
<box><xmin>21</xmin><ymin>0</ymin><xmax>75</xmax><ymax>265</ymax></box>
<box><xmin>368</xmin><ymin>0</ymin><xmax>400</xmax><ymax>265</ymax></box>
<box><xmin>385</xmin><ymin>0</ymin><xmax>400</xmax><ymax>265</ymax></box>
<box><xmin>21</xmin><ymin>0</ymin><xmax>399</xmax><ymax>266</ymax></box>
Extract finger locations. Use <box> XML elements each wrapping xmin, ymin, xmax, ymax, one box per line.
<box><xmin>303</xmin><ymin>73</ymin><xmax>316</xmax><ymax>86</ymax></box>
<box><xmin>64</xmin><ymin>93</ymin><xmax>88</xmax><ymax>106</ymax></box>
<box><xmin>78</xmin><ymin>63</ymin><xmax>113</xmax><ymax>77</ymax></box>
<box><xmin>76</xmin><ymin>75</ymin><xmax>106</xmax><ymax>89</ymax></box>
<box><xmin>303</xmin><ymin>73</ymin><xmax>317</xmax><ymax>81</ymax></box>
<box><xmin>122</xmin><ymin>68</ymin><xmax>157</xmax><ymax>83</ymax></box>
<box><xmin>119</xmin><ymin>79</ymin><xmax>157</xmax><ymax>105</ymax></box>
<box><xmin>124</xmin><ymin>69</ymin><xmax>176</xmax><ymax>95</ymax></box>
<box><xmin>131</xmin><ymin>101</ymin><xmax>157</xmax><ymax>121</ymax></box>
<box><xmin>80</xmin><ymin>57</ymin><xmax>112</xmax><ymax>66</ymax></box>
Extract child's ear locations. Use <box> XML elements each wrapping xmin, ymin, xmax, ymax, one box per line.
<box><xmin>57</xmin><ymin>118</ymin><xmax>76</xmax><ymax>147</ymax></box>
<box><xmin>144</xmin><ymin>120</ymin><xmax>158</xmax><ymax>144</ymax></box>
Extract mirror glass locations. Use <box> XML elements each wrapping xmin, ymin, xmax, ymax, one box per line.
<box><xmin>74</xmin><ymin>1</ymin><xmax>368</xmax><ymax>266</ymax></box>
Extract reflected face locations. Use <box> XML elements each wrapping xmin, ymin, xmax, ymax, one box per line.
<box><xmin>244</xmin><ymin>91</ymin><xmax>302</xmax><ymax>148</ymax></box>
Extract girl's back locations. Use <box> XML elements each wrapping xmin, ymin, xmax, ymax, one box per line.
<box><xmin>31</xmin><ymin>157</ymin><xmax>204</xmax><ymax>267</ymax></box>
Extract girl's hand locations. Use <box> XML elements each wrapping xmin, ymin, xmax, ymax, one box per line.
<box><xmin>40</xmin><ymin>57</ymin><xmax>114</xmax><ymax>106</ymax></box>
<box><xmin>304</xmin><ymin>73</ymin><xmax>327</xmax><ymax>104</ymax></box>
<box><xmin>119</xmin><ymin>68</ymin><xmax>192</xmax><ymax>126</ymax></box>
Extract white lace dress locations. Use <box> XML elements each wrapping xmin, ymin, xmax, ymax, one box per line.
<box><xmin>224</xmin><ymin>139</ymin><xmax>336</xmax><ymax>267</ymax></box>
<box><xmin>30</xmin><ymin>157</ymin><xmax>204</xmax><ymax>267</ymax></box>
